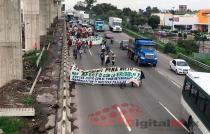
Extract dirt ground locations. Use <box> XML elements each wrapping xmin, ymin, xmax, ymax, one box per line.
<box><xmin>0</xmin><ymin>18</ymin><xmax>63</xmax><ymax>134</ymax></box>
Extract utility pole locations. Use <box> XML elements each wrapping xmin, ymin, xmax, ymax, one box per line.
<box><xmin>172</xmin><ymin>7</ymin><xmax>175</xmax><ymax>31</ymax></box>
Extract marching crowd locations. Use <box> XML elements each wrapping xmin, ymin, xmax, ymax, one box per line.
<box><xmin>67</xmin><ymin>23</ymin><xmax>145</xmax><ymax>87</ymax></box>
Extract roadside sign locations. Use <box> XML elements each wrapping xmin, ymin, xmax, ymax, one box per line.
<box><xmin>126</xmin><ymin>18</ymin><xmax>130</xmax><ymax>23</ymax></box>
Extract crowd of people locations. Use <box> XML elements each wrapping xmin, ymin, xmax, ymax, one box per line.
<box><xmin>67</xmin><ymin>23</ymin><xmax>145</xmax><ymax>87</ymax></box>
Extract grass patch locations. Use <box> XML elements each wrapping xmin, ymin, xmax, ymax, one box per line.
<box><xmin>40</xmin><ymin>35</ymin><xmax>53</xmax><ymax>42</ymax></box>
<box><xmin>0</xmin><ymin>116</ymin><xmax>23</xmax><ymax>134</ymax></box>
<box><xmin>23</xmin><ymin>96</ymin><xmax>34</xmax><ymax>105</ymax></box>
<box><xmin>23</xmin><ymin>50</ymin><xmax>41</xmax><ymax>57</ymax></box>
<box><xmin>38</xmin><ymin>50</ymin><xmax>47</xmax><ymax>68</ymax></box>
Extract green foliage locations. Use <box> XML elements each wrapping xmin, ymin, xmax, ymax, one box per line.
<box><xmin>23</xmin><ymin>96</ymin><xmax>34</xmax><ymax>105</ymax></box>
<box><xmin>0</xmin><ymin>116</ymin><xmax>23</xmax><ymax>134</ymax></box>
<box><xmin>122</xmin><ymin>7</ymin><xmax>131</xmax><ymax>16</ymax></box>
<box><xmin>148</xmin><ymin>15</ymin><xmax>160</xmax><ymax>29</ymax></box>
<box><xmin>23</xmin><ymin>50</ymin><xmax>41</xmax><ymax>57</ymax></box>
<box><xmin>38</xmin><ymin>50</ymin><xmax>47</xmax><ymax>68</ymax></box>
<box><xmin>194</xmin><ymin>33</ymin><xmax>201</xmax><ymax>42</ymax></box>
<box><xmin>193</xmin><ymin>30</ymin><xmax>199</xmax><ymax>34</ymax></box>
<box><xmin>161</xmin><ymin>25</ymin><xmax>171</xmax><ymax>30</ymax></box>
<box><xmin>164</xmin><ymin>42</ymin><xmax>177</xmax><ymax>54</ymax></box>
<box><xmin>85</xmin><ymin>0</ymin><xmax>97</xmax><ymax>9</ymax></box>
<box><xmin>177</xmin><ymin>39</ymin><xmax>199</xmax><ymax>55</ymax></box>
<box><xmin>178</xmin><ymin>33</ymin><xmax>182</xmax><ymax>38</ymax></box>
<box><xmin>73</xmin><ymin>1</ymin><xmax>86</xmax><ymax>10</ymax></box>
<box><xmin>183</xmin><ymin>33</ymin><xmax>187</xmax><ymax>39</ymax></box>
<box><xmin>171</xmin><ymin>30</ymin><xmax>178</xmax><ymax>33</ymax></box>
<box><xmin>201</xmin><ymin>35</ymin><xmax>207</xmax><ymax>44</ymax></box>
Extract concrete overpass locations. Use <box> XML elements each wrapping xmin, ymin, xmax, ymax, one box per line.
<box><xmin>0</xmin><ymin>0</ymin><xmax>64</xmax><ymax>87</ymax></box>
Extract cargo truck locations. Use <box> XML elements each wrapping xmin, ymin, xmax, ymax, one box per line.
<box><xmin>81</xmin><ymin>13</ymin><xmax>89</xmax><ymax>27</ymax></box>
<box><xmin>67</xmin><ymin>13</ymin><xmax>74</xmax><ymax>23</ymax></box>
<box><xmin>94</xmin><ymin>19</ymin><xmax>105</xmax><ymax>32</ymax></box>
<box><xmin>109</xmin><ymin>17</ymin><xmax>122</xmax><ymax>32</ymax></box>
<box><xmin>127</xmin><ymin>37</ymin><xmax>158</xmax><ymax>67</ymax></box>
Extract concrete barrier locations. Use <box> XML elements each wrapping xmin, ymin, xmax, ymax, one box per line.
<box><xmin>0</xmin><ymin>108</ymin><xmax>35</xmax><ymax>116</ymax></box>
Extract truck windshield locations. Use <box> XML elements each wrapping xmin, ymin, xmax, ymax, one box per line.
<box><xmin>141</xmin><ymin>45</ymin><xmax>154</xmax><ymax>50</ymax></box>
<box><xmin>96</xmin><ymin>22</ymin><xmax>104</xmax><ymax>24</ymax></box>
<box><xmin>113</xmin><ymin>22</ymin><xmax>121</xmax><ymax>26</ymax></box>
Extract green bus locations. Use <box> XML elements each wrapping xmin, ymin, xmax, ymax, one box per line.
<box><xmin>181</xmin><ymin>72</ymin><xmax>210</xmax><ymax>134</ymax></box>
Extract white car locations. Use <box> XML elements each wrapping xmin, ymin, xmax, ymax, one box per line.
<box><xmin>169</xmin><ymin>59</ymin><xmax>191</xmax><ymax>74</ymax></box>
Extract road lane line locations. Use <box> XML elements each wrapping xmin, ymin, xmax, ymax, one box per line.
<box><xmin>171</xmin><ymin>81</ymin><xmax>182</xmax><ymax>88</ymax></box>
<box><xmin>157</xmin><ymin>70</ymin><xmax>164</xmax><ymax>76</ymax></box>
<box><xmin>89</xmin><ymin>49</ymin><xmax>92</xmax><ymax>56</ymax></box>
<box><xmin>159</xmin><ymin>102</ymin><xmax>189</xmax><ymax>132</ymax></box>
<box><xmin>117</xmin><ymin>106</ymin><xmax>132</xmax><ymax>132</ymax></box>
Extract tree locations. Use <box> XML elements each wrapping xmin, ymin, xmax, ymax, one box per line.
<box><xmin>177</xmin><ymin>39</ymin><xmax>199</xmax><ymax>55</ymax></box>
<box><xmin>144</xmin><ymin>6</ymin><xmax>152</xmax><ymax>18</ymax></box>
<box><xmin>122</xmin><ymin>7</ymin><xmax>131</xmax><ymax>16</ymax></box>
<box><xmin>129</xmin><ymin>11</ymin><xmax>138</xmax><ymax>25</ymax></box>
<box><xmin>201</xmin><ymin>35</ymin><xmax>207</xmax><ymax>44</ymax></box>
<box><xmin>73</xmin><ymin>1</ymin><xmax>86</xmax><ymax>10</ymax></box>
<box><xmin>164</xmin><ymin>42</ymin><xmax>177</xmax><ymax>54</ymax></box>
<box><xmin>148</xmin><ymin>15</ymin><xmax>160</xmax><ymax>29</ymax></box>
<box><xmin>194</xmin><ymin>33</ymin><xmax>201</xmax><ymax>44</ymax></box>
<box><xmin>139</xmin><ymin>9</ymin><xmax>144</xmax><ymax>14</ymax></box>
<box><xmin>178</xmin><ymin>33</ymin><xmax>182</xmax><ymax>38</ymax></box>
<box><xmin>183</xmin><ymin>33</ymin><xmax>187</xmax><ymax>40</ymax></box>
<box><xmin>152</xmin><ymin>7</ymin><xmax>159</xmax><ymax>13</ymax></box>
<box><xmin>136</xmin><ymin>15</ymin><xmax>147</xmax><ymax>26</ymax></box>
<box><xmin>84</xmin><ymin>0</ymin><xmax>97</xmax><ymax>10</ymax></box>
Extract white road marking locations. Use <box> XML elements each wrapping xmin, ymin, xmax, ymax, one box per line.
<box><xmin>159</xmin><ymin>102</ymin><xmax>189</xmax><ymax>132</ymax></box>
<box><xmin>89</xmin><ymin>49</ymin><xmax>92</xmax><ymax>56</ymax></box>
<box><xmin>171</xmin><ymin>81</ymin><xmax>182</xmax><ymax>88</ymax></box>
<box><xmin>157</xmin><ymin>70</ymin><xmax>164</xmax><ymax>76</ymax></box>
<box><xmin>117</xmin><ymin>106</ymin><xmax>132</xmax><ymax>132</ymax></box>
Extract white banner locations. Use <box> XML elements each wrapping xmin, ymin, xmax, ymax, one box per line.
<box><xmin>70</xmin><ymin>36</ymin><xmax>103</xmax><ymax>45</ymax></box>
<box><xmin>70</xmin><ymin>66</ymin><xmax>141</xmax><ymax>86</ymax></box>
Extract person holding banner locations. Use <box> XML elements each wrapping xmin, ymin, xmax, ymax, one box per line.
<box><xmin>100</xmin><ymin>52</ymin><xmax>105</xmax><ymax>65</ymax></box>
<box><xmin>131</xmin><ymin>70</ymin><xmax>145</xmax><ymax>87</ymax></box>
<box><xmin>111</xmin><ymin>53</ymin><xmax>116</xmax><ymax>65</ymax></box>
<box><xmin>105</xmin><ymin>54</ymin><xmax>110</xmax><ymax>66</ymax></box>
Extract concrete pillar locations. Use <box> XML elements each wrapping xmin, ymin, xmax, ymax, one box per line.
<box><xmin>54</xmin><ymin>2</ymin><xmax>57</xmax><ymax>18</ymax></box>
<box><xmin>58</xmin><ymin>1</ymin><xmax>61</xmax><ymax>17</ymax></box>
<box><xmin>50</xmin><ymin>0</ymin><xmax>54</xmax><ymax>23</ymax></box>
<box><xmin>39</xmin><ymin>0</ymin><xmax>47</xmax><ymax>35</ymax></box>
<box><xmin>45</xmin><ymin>0</ymin><xmax>51</xmax><ymax>28</ymax></box>
<box><xmin>0</xmin><ymin>0</ymin><xmax>23</xmax><ymax>87</ymax></box>
<box><xmin>23</xmin><ymin>0</ymin><xmax>40</xmax><ymax>51</ymax></box>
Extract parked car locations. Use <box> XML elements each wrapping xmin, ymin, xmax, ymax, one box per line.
<box><xmin>120</xmin><ymin>40</ymin><xmax>129</xmax><ymax>49</ymax></box>
<box><xmin>169</xmin><ymin>59</ymin><xmax>191</xmax><ymax>74</ymax></box>
<box><xmin>104</xmin><ymin>31</ymin><xmax>114</xmax><ymax>39</ymax></box>
<box><xmin>206</xmin><ymin>35</ymin><xmax>210</xmax><ymax>40</ymax></box>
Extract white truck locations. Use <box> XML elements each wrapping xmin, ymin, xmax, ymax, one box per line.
<box><xmin>75</xmin><ymin>10</ymin><xmax>85</xmax><ymax>24</ymax></box>
<box><xmin>81</xmin><ymin>13</ymin><xmax>89</xmax><ymax>27</ymax></box>
<box><xmin>109</xmin><ymin>17</ymin><xmax>122</xmax><ymax>32</ymax></box>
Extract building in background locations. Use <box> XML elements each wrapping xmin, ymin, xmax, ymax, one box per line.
<box><xmin>179</xmin><ymin>5</ymin><xmax>187</xmax><ymax>12</ymax></box>
<box><xmin>152</xmin><ymin>9</ymin><xmax>210</xmax><ymax>32</ymax></box>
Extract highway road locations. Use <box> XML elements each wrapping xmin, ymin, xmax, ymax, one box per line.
<box><xmin>70</xmin><ymin>24</ymin><xmax>190</xmax><ymax>134</ymax></box>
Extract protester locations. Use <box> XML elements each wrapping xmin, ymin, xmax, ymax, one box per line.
<box><xmin>105</xmin><ymin>54</ymin><xmax>110</xmax><ymax>66</ymax></box>
<box><xmin>106</xmin><ymin>45</ymin><xmax>110</xmax><ymax>54</ymax></box>
<box><xmin>34</xmin><ymin>43</ymin><xmax>37</xmax><ymax>50</ymax></box>
<box><xmin>140</xmin><ymin>70</ymin><xmax>145</xmax><ymax>87</ymax></box>
<box><xmin>100</xmin><ymin>52</ymin><xmax>105</xmax><ymax>65</ymax></box>
<box><xmin>111</xmin><ymin>53</ymin><xmax>116</xmax><ymax>65</ymax></box>
<box><xmin>131</xmin><ymin>70</ymin><xmax>145</xmax><ymax>87</ymax></box>
<box><xmin>89</xmin><ymin>40</ymin><xmax>93</xmax><ymax>48</ymax></box>
<box><xmin>101</xmin><ymin>44</ymin><xmax>106</xmax><ymax>53</ymax></box>
<box><xmin>79</xmin><ymin>48</ymin><xmax>83</xmax><ymax>59</ymax></box>
<box><xmin>73</xmin><ymin>48</ymin><xmax>78</xmax><ymax>59</ymax></box>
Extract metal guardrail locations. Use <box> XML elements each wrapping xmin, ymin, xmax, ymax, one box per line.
<box><xmin>0</xmin><ymin>108</ymin><xmax>35</xmax><ymax>116</ymax></box>
<box><xmin>36</xmin><ymin>46</ymin><xmax>46</xmax><ymax>67</ymax></box>
<box><xmin>179</xmin><ymin>53</ymin><xmax>210</xmax><ymax>71</ymax></box>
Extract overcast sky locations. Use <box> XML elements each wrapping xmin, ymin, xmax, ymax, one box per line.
<box><xmin>64</xmin><ymin>0</ymin><xmax>210</xmax><ymax>12</ymax></box>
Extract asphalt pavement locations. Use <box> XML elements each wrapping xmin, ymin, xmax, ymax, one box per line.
<box><xmin>71</xmin><ymin>24</ymin><xmax>189</xmax><ymax>134</ymax></box>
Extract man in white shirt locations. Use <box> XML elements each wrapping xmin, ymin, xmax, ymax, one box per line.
<box><xmin>101</xmin><ymin>44</ymin><xmax>106</xmax><ymax>52</ymax></box>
